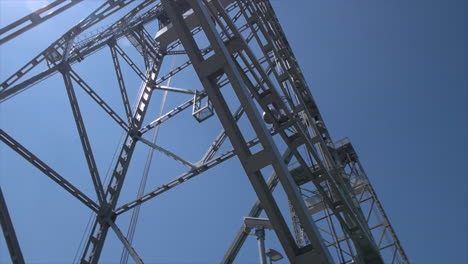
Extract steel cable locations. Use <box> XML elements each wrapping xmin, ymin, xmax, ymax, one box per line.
<box><xmin>120</xmin><ymin>49</ymin><xmax>178</xmax><ymax>264</ymax></box>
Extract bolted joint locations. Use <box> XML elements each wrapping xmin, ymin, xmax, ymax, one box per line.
<box><xmin>107</xmin><ymin>37</ymin><xmax>117</xmax><ymax>47</ymax></box>
<box><xmin>198</xmin><ymin>164</ymin><xmax>208</xmax><ymax>172</ymax></box>
<box><xmin>58</xmin><ymin>62</ymin><xmax>71</xmax><ymax>74</ymax></box>
<box><xmin>159</xmin><ymin>46</ymin><xmax>167</xmax><ymax>56</ymax></box>
<box><xmin>75</xmin><ymin>49</ymin><xmax>84</xmax><ymax>62</ymax></box>
<box><xmin>156</xmin><ymin>51</ymin><xmax>165</xmax><ymax>60</ymax></box>
<box><xmin>110</xmin><ymin>211</ymin><xmax>118</xmax><ymax>222</ymax></box>
<box><xmin>263</xmin><ymin>106</ymin><xmax>289</xmax><ymax>126</ymax></box>
<box><xmin>97</xmin><ymin>202</ymin><xmax>117</xmax><ymax>225</ymax></box>
<box><xmin>70</xmin><ymin>25</ymin><xmax>82</xmax><ymax>37</ymax></box>
<box><xmin>254</xmin><ymin>225</ymin><xmax>265</xmax><ymax>240</ymax></box>
<box><xmin>128</xmin><ymin>127</ymin><xmax>142</xmax><ymax>139</ymax></box>
<box><xmin>146</xmin><ymin>79</ymin><xmax>156</xmax><ymax>89</ymax></box>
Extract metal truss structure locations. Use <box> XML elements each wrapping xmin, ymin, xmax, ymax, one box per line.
<box><xmin>0</xmin><ymin>0</ymin><xmax>409</xmax><ymax>263</ymax></box>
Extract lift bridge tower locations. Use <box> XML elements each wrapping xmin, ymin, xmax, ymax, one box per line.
<box><xmin>0</xmin><ymin>0</ymin><xmax>409</xmax><ymax>263</ymax></box>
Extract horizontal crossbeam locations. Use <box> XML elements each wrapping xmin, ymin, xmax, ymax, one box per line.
<box><xmin>138</xmin><ymin>137</ymin><xmax>196</xmax><ymax>169</ymax></box>
<box><xmin>154</xmin><ymin>85</ymin><xmax>197</xmax><ymax>95</ymax></box>
<box><xmin>114</xmin><ymin>134</ymin><xmax>262</xmax><ymax>215</ymax></box>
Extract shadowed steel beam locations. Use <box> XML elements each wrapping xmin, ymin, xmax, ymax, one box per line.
<box><xmin>221</xmin><ymin>149</ymin><xmax>293</xmax><ymax>264</ymax></box>
<box><xmin>200</xmin><ymin>62</ymin><xmax>274</xmax><ymax>164</ymax></box>
<box><xmin>80</xmin><ymin>54</ymin><xmax>164</xmax><ymax>264</ymax></box>
<box><xmin>68</xmin><ymin>69</ymin><xmax>129</xmax><ymax>131</ymax></box>
<box><xmin>0</xmin><ymin>0</ymin><xmax>83</xmax><ymax>45</ymax></box>
<box><xmin>199</xmin><ymin>60</ymin><xmax>274</xmax><ymax>164</ymax></box>
<box><xmin>210</xmin><ymin>1</ymin><xmax>383</xmax><ymax>262</ymax></box>
<box><xmin>61</xmin><ymin>66</ymin><xmax>106</xmax><ymax>205</ymax></box>
<box><xmin>151</xmin><ymin>23</ymin><xmax>255</xmax><ymax>89</ymax></box>
<box><xmin>201</xmin><ymin>106</ymin><xmax>244</xmax><ymax>163</ymax></box>
<box><xmin>114</xmin><ymin>134</ymin><xmax>263</xmax><ymax>216</ymax></box>
<box><xmin>153</xmin><ymin>49</ymin><xmax>208</xmax><ymax>86</ymax></box>
<box><xmin>141</xmin><ymin>72</ymin><xmax>252</xmax><ymax>137</ymax></box>
<box><xmin>0</xmin><ymin>2</ymin><xmax>245</xmax><ymax>103</ymax></box>
<box><xmin>0</xmin><ymin>129</ymin><xmax>100</xmax><ymax>213</ymax></box>
<box><xmin>114</xmin><ymin>44</ymin><xmax>147</xmax><ymax>81</ymax></box>
<box><xmin>0</xmin><ymin>1</ymin><xmax>409</xmax><ymax>262</ymax></box>
<box><xmin>110</xmin><ymin>45</ymin><xmax>133</xmax><ymax>121</ymax></box>
<box><xmin>0</xmin><ymin>186</ymin><xmax>25</xmax><ymax>264</ymax></box>
<box><xmin>160</xmin><ymin>0</ymin><xmax>313</xmax><ymax>261</ymax></box>
<box><xmin>109</xmin><ymin>221</ymin><xmax>144</xmax><ymax>264</ymax></box>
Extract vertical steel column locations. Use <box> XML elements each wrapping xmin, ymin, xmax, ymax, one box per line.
<box><xmin>160</xmin><ymin>1</ymin><xmax>332</xmax><ymax>262</ymax></box>
<box><xmin>255</xmin><ymin>227</ymin><xmax>267</xmax><ymax>264</ymax></box>
<box><xmin>79</xmin><ymin>53</ymin><xmax>164</xmax><ymax>264</ymax></box>
<box><xmin>0</xmin><ymin>186</ymin><xmax>25</xmax><ymax>264</ymax></box>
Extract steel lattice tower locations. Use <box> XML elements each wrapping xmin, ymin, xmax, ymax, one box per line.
<box><xmin>0</xmin><ymin>1</ymin><xmax>409</xmax><ymax>263</ymax></box>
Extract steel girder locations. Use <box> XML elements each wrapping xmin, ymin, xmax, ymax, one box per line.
<box><xmin>0</xmin><ymin>0</ymin><xmax>410</xmax><ymax>263</ymax></box>
<box><xmin>0</xmin><ymin>186</ymin><xmax>25</xmax><ymax>264</ymax></box>
<box><xmin>160</xmin><ymin>0</ymin><xmax>332</xmax><ymax>262</ymax></box>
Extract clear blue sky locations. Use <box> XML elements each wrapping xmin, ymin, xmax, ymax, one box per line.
<box><xmin>1</xmin><ymin>0</ymin><xmax>467</xmax><ymax>263</ymax></box>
